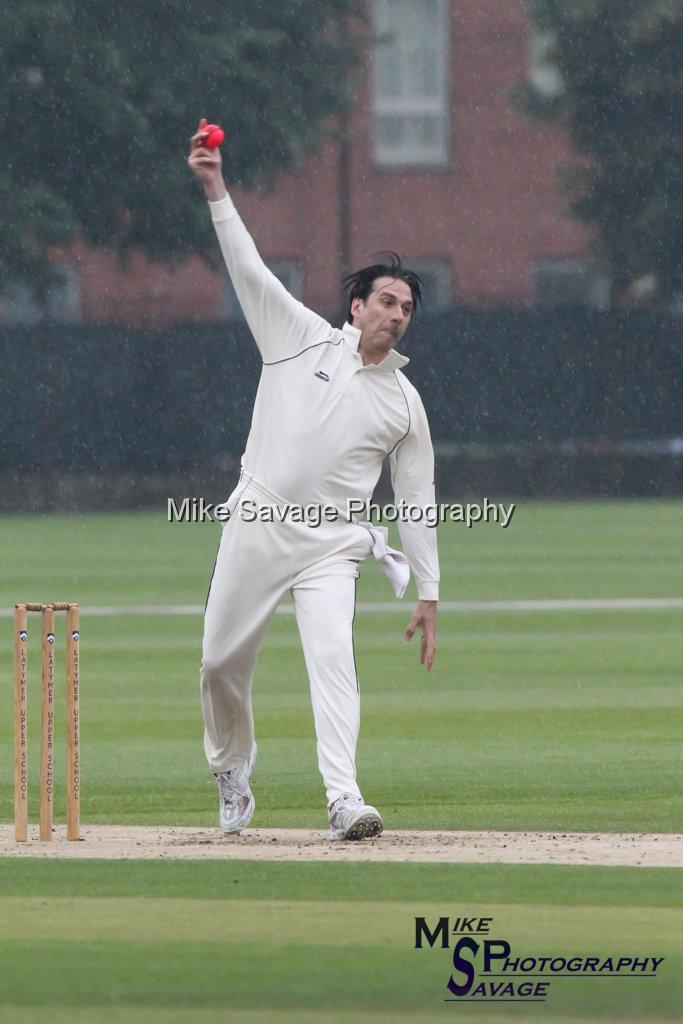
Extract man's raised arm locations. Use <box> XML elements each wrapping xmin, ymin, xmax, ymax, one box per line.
<box><xmin>187</xmin><ymin>118</ymin><xmax>331</xmax><ymax>363</ymax></box>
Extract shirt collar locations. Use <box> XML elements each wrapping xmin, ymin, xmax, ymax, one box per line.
<box><xmin>342</xmin><ymin>321</ymin><xmax>410</xmax><ymax>371</ymax></box>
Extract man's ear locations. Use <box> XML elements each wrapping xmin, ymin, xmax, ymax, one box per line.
<box><xmin>350</xmin><ymin>297</ymin><xmax>362</xmax><ymax>321</ymax></box>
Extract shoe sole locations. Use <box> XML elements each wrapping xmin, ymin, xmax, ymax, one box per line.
<box><xmin>332</xmin><ymin>811</ymin><xmax>384</xmax><ymax>842</ymax></box>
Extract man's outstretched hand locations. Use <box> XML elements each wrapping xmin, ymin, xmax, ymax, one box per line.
<box><xmin>405</xmin><ymin>600</ymin><xmax>437</xmax><ymax>671</ymax></box>
<box><xmin>187</xmin><ymin>117</ymin><xmax>226</xmax><ymax>202</ymax></box>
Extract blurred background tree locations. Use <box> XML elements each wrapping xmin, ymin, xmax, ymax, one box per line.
<box><xmin>522</xmin><ymin>0</ymin><xmax>682</xmax><ymax>306</ymax></box>
<box><xmin>0</xmin><ymin>0</ymin><xmax>362</xmax><ymax>301</ymax></box>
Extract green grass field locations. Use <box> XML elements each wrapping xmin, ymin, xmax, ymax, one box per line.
<box><xmin>0</xmin><ymin>860</ymin><xmax>680</xmax><ymax>1022</ymax></box>
<box><xmin>0</xmin><ymin>501</ymin><xmax>681</xmax><ymax>1021</ymax></box>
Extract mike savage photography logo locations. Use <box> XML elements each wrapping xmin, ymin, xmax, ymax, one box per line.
<box><xmin>168</xmin><ymin>497</ymin><xmax>516</xmax><ymax>529</ymax></box>
<box><xmin>415</xmin><ymin>915</ymin><xmax>665</xmax><ymax>1005</ymax></box>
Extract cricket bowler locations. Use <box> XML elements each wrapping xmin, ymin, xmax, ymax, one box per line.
<box><xmin>188</xmin><ymin>118</ymin><xmax>439</xmax><ymax>841</ymax></box>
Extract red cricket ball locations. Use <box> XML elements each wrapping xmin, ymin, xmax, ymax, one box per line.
<box><xmin>203</xmin><ymin>124</ymin><xmax>225</xmax><ymax>148</ymax></box>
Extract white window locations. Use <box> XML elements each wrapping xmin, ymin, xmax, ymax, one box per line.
<box><xmin>529</xmin><ymin>28</ymin><xmax>563</xmax><ymax>98</ymax></box>
<box><xmin>371</xmin><ymin>0</ymin><xmax>449</xmax><ymax>167</ymax></box>
<box><xmin>532</xmin><ymin>259</ymin><xmax>610</xmax><ymax>310</ymax></box>
<box><xmin>404</xmin><ymin>258</ymin><xmax>452</xmax><ymax>311</ymax></box>
<box><xmin>223</xmin><ymin>260</ymin><xmax>303</xmax><ymax>321</ymax></box>
<box><xmin>1</xmin><ymin>263</ymin><xmax>81</xmax><ymax>324</ymax></box>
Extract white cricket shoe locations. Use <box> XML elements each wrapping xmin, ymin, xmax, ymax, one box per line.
<box><xmin>214</xmin><ymin>744</ymin><xmax>257</xmax><ymax>835</ymax></box>
<box><xmin>328</xmin><ymin>793</ymin><xmax>383</xmax><ymax>841</ymax></box>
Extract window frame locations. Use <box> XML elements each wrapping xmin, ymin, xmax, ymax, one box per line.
<box><xmin>370</xmin><ymin>0</ymin><xmax>451</xmax><ymax>171</ymax></box>
<box><xmin>403</xmin><ymin>257</ymin><xmax>453</xmax><ymax>312</ymax></box>
<box><xmin>222</xmin><ymin>259</ymin><xmax>304</xmax><ymax>322</ymax></box>
<box><xmin>0</xmin><ymin>262</ymin><xmax>82</xmax><ymax>325</ymax></box>
<box><xmin>531</xmin><ymin>257</ymin><xmax>611</xmax><ymax>311</ymax></box>
<box><xmin>528</xmin><ymin>27</ymin><xmax>564</xmax><ymax>99</ymax></box>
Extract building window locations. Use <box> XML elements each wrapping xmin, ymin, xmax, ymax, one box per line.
<box><xmin>529</xmin><ymin>28</ymin><xmax>563</xmax><ymax>98</ymax></box>
<box><xmin>371</xmin><ymin>0</ymin><xmax>449</xmax><ymax>167</ymax></box>
<box><xmin>405</xmin><ymin>258</ymin><xmax>452</xmax><ymax>312</ymax></box>
<box><xmin>532</xmin><ymin>259</ymin><xmax>610</xmax><ymax>310</ymax></box>
<box><xmin>222</xmin><ymin>260</ymin><xmax>303</xmax><ymax>320</ymax></box>
<box><xmin>1</xmin><ymin>263</ymin><xmax>81</xmax><ymax>324</ymax></box>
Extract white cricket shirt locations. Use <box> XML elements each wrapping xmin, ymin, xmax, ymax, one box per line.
<box><xmin>209</xmin><ymin>193</ymin><xmax>440</xmax><ymax>601</ymax></box>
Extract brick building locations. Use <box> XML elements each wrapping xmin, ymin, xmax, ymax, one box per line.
<box><xmin>2</xmin><ymin>0</ymin><xmax>608</xmax><ymax>328</ymax></box>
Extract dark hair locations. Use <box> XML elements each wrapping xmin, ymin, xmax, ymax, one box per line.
<box><xmin>343</xmin><ymin>252</ymin><xmax>423</xmax><ymax>325</ymax></box>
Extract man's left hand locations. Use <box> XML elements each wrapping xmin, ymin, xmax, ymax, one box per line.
<box><xmin>404</xmin><ymin>600</ymin><xmax>437</xmax><ymax>671</ymax></box>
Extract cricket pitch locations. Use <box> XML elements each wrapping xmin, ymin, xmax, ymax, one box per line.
<box><xmin>1</xmin><ymin>825</ymin><xmax>680</xmax><ymax>866</ymax></box>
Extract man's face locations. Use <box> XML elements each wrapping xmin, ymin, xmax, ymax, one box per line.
<box><xmin>351</xmin><ymin>276</ymin><xmax>414</xmax><ymax>357</ymax></box>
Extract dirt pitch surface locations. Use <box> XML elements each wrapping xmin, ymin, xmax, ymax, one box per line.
<box><xmin>1</xmin><ymin>825</ymin><xmax>681</xmax><ymax>867</ymax></box>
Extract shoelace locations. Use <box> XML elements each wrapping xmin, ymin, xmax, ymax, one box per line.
<box><xmin>216</xmin><ymin>770</ymin><xmax>249</xmax><ymax>805</ymax></box>
<box><xmin>330</xmin><ymin>794</ymin><xmax>363</xmax><ymax>820</ymax></box>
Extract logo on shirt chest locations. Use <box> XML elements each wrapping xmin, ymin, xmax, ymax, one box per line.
<box><xmin>313</xmin><ymin>370</ymin><xmax>331</xmax><ymax>382</ymax></box>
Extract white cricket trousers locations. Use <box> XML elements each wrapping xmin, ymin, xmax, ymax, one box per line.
<box><xmin>200</xmin><ymin>473</ymin><xmax>374</xmax><ymax>806</ymax></box>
